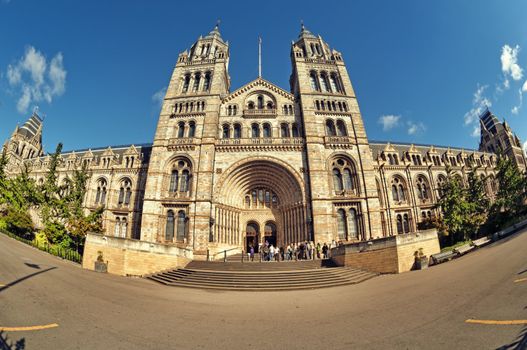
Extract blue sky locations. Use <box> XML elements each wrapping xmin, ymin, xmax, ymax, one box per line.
<box><xmin>1</xmin><ymin>0</ymin><xmax>527</xmax><ymax>154</ymax></box>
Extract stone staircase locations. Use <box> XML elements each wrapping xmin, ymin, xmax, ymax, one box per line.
<box><xmin>147</xmin><ymin>259</ymin><xmax>378</xmax><ymax>291</ymax></box>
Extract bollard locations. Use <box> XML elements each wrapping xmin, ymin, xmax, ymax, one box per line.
<box><xmin>224</xmin><ymin>250</ymin><xmax>227</xmax><ymax>262</ymax></box>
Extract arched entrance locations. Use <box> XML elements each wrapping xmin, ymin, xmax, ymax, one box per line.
<box><xmin>245</xmin><ymin>222</ymin><xmax>259</xmax><ymax>253</ymax></box>
<box><xmin>213</xmin><ymin>158</ymin><xmax>309</xmax><ymax>250</ymax></box>
<box><xmin>264</xmin><ymin>221</ymin><xmax>277</xmax><ymax>247</ymax></box>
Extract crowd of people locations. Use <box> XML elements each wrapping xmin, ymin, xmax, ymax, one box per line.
<box><xmin>247</xmin><ymin>240</ymin><xmax>338</xmax><ymax>262</ymax></box>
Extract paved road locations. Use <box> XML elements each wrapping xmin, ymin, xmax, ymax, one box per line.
<box><xmin>1</xmin><ymin>230</ymin><xmax>526</xmax><ymax>350</ymax></box>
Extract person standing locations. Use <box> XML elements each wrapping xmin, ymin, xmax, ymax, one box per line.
<box><xmin>249</xmin><ymin>245</ymin><xmax>255</xmax><ymax>262</ymax></box>
<box><xmin>269</xmin><ymin>244</ymin><xmax>275</xmax><ymax>262</ymax></box>
<box><xmin>322</xmin><ymin>243</ymin><xmax>329</xmax><ymax>259</ymax></box>
<box><xmin>316</xmin><ymin>242</ymin><xmax>321</xmax><ymax>259</ymax></box>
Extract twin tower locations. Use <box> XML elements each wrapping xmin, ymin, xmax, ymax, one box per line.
<box><xmin>139</xmin><ymin>23</ymin><xmax>382</xmax><ymax>256</ymax></box>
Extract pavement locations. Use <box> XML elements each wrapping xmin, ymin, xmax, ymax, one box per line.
<box><xmin>0</xmin><ymin>229</ymin><xmax>526</xmax><ymax>350</ymax></box>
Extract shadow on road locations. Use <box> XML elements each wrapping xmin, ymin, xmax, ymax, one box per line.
<box><xmin>0</xmin><ymin>331</ymin><xmax>25</xmax><ymax>350</ymax></box>
<box><xmin>0</xmin><ymin>267</ymin><xmax>56</xmax><ymax>293</ymax></box>
<box><xmin>23</xmin><ymin>263</ymin><xmax>40</xmax><ymax>269</ymax></box>
<box><xmin>497</xmin><ymin>325</ymin><xmax>527</xmax><ymax>350</ymax></box>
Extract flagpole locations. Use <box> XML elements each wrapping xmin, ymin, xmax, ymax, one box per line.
<box><xmin>258</xmin><ymin>36</ymin><xmax>262</xmax><ymax>78</ymax></box>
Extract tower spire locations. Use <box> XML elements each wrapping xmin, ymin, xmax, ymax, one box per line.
<box><xmin>258</xmin><ymin>35</ymin><xmax>262</xmax><ymax>78</ymax></box>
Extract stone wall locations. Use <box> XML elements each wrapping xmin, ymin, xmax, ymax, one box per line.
<box><xmin>82</xmin><ymin>233</ymin><xmax>192</xmax><ymax>276</ymax></box>
<box><xmin>331</xmin><ymin>229</ymin><xmax>440</xmax><ymax>273</ymax></box>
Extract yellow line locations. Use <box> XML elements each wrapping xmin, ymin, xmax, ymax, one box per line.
<box><xmin>0</xmin><ymin>323</ymin><xmax>59</xmax><ymax>331</ymax></box>
<box><xmin>514</xmin><ymin>277</ymin><xmax>527</xmax><ymax>283</ymax></box>
<box><xmin>466</xmin><ymin>319</ymin><xmax>527</xmax><ymax>325</ymax></box>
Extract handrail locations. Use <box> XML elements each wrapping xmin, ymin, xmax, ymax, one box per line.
<box><xmin>211</xmin><ymin>247</ymin><xmax>243</xmax><ymax>262</ymax></box>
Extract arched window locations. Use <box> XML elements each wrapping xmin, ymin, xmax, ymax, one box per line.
<box><xmin>332</xmin><ymin>157</ymin><xmax>358</xmax><ymax>194</ymax></box>
<box><xmin>337</xmin><ymin>209</ymin><xmax>347</xmax><ymax>240</ymax></box>
<box><xmin>245</xmin><ymin>196</ymin><xmax>250</xmax><ymax>209</ymax></box>
<box><xmin>232</xmin><ymin>105</ymin><xmax>237</xmax><ymax>115</ymax></box>
<box><xmin>281</xmin><ymin>123</ymin><xmax>290</xmax><ymax>138</ymax></box>
<box><xmin>180</xmin><ymin>169</ymin><xmax>190</xmax><ymax>192</ymax></box>
<box><xmin>391</xmin><ymin>177</ymin><xmax>406</xmax><ymax>202</ymax></box>
<box><xmin>118</xmin><ymin>179</ymin><xmax>132</xmax><ymax>206</ymax></box>
<box><xmin>292</xmin><ymin>124</ymin><xmax>299</xmax><ymax>137</ymax></box>
<box><xmin>315</xmin><ymin>44</ymin><xmax>321</xmax><ymax>55</ymax></box>
<box><xmin>330</xmin><ymin>73</ymin><xmax>341</xmax><ymax>93</ymax></box>
<box><xmin>248</xmin><ymin>101</ymin><xmax>255</xmax><ymax>110</ymax></box>
<box><xmin>251</xmin><ymin>123</ymin><xmax>260</xmax><ymax>138</ymax></box>
<box><xmin>320</xmin><ymin>72</ymin><xmax>330</xmax><ymax>92</ymax></box>
<box><xmin>403</xmin><ymin>214</ymin><xmax>410</xmax><ymax>233</ymax></box>
<box><xmin>233</xmin><ymin>124</ymin><xmax>241</xmax><ymax>139</ymax></box>
<box><xmin>177</xmin><ymin>122</ymin><xmax>185</xmax><ymax>138</ymax></box>
<box><xmin>343</xmin><ymin>168</ymin><xmax>353</xmax><ymax>190</ymax></box>
<box><xmin>166</xmin><ymin>211</ymin><xmax>174</xmax><ymax>241</ymax></box>
<box><xmin>188</xmin><ymin>121</ymin><xmax>196</xmax><ymax>138</ymax></box>
<box><xmin>95</xmin><ymin>178</ymin><xmax>107</xmax><ymax>205</ymax></box>
<box><xmin>325</xmin><ymin>120</ymin><xmax>336</xmax><ymax>136</ymax></box>
<box><xmin>333</xmin><ymin>169</ymin><xmax>343</xmax><ymax>191</ymax></box>
<box><xmin>182</xmin><ymin>74</ymin><xmax>190</xmax><ymax>93</ymax></box>
<box><xmin>388</xmin><ymin>154</ymin><xmax>394</xmax><ymax>165</ymax></box>
<box><xmin>437</xmin><ymin>175</ymin><xmax>446</xmax><ymax>197</ymax></box>
<box><xmin>192</xmin><ymin>72</ymin><xmax>201</xmax><ymax>92</ymax></box>
<box><xmin>121</xmin><ymin>218</ymin><xmax>127</xmax><ymax>238</ymax></box>
<box><xmin>315</xmin><ymin>100</ymin><xmax>320</xmax><ymax>110</ymax></box>
<box><xmin>257</xmin><ymin>95</ymin><xmax>264</xmax><ymax>109</ymax></box>
<box><xmin>222</xmin><ymin>124</ymin><xmax>230</xmax><ymax>139</ymax></box>
<box><xmin>336</xmin><ymin>120</ymin><xmax>347</xmax><ymax>136</ymax></box>
<box><xmin>169</xmin><ymin>170</ymin><xmax>179</xmax><ymax>193</ymax></box>
<box><xmin>310</xmin><ymin>71</ymin><xmax>320</xmax><ymax>91</ymax></box>
<box><xmin>176</xmin><ymin>210</ymin><xmax>186</xmax><ymax>241</ymax></box>
<box><xmin>114</xmin><ymin>218</ymin><xmax>121</xmax><ymax>237</ymax></box>
<box><xmin>263</xmin><ymin>123</ymin><xmax>271</xmax><ymax>138</ymax></box>
<box><xmin>310</xmin><ymin>43</ymin><xmax>316</xmax><ymax>55</ymax></box>
<box><xmin>203</xmin><ymin>72</ymin><xmax>211</xmax><ymax>91</ymax></box>
<box><xmin>348</xmin><ymin>208</ymin><xmax>358</xmax><ymax>239</ymax></box>
<box><xmin>396</xmin><ymin>215</ymin><xmax>403</xmax><ymax>234</ymax></box>
<box><xmin>227</xmin><ymin>106</ymin><xmax>232</xmax><ymax>116</ymax></box>
<box><xmin>416</xmin><ymin>176</ymin><xmax>429</xmax><ymax>200</ymax></box>
<box><xmin>266</xmin><ymin>102</ymin><xmax>273</xmax><ymax>110</ymax></box>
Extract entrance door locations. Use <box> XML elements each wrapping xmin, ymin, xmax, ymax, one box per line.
<box><xmin>264</xmin><ymin>221</ymin><xmax>277</xmax><ymax>247</ymax></box>
<box><xmin>246</xmin><ymin>222</ymin><xmax>259</xmax><ymax>253</ymax></box>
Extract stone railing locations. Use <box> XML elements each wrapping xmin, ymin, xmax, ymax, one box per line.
<box><xmin>217</xmin><ymin>137</ymin><xmax>304</xmax><ymax>146</ymax></box>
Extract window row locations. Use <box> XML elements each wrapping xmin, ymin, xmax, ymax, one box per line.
<box><xmin>182</xmin><ymin>71</ymin><xmax>212</xmax><ymax>93</ymax></box>
<box><xmin>309</xmin><ymin>70</ymin><xmax>344</xmax><ymax>93</ymax></box>
<box><xmin>283</xmin><ymin>104</ymin><xmax>294</xmax><ymax>115</ymax></box>
<box><xmin>391</xmin><ymin>176</ymin><xmax>430</xmax><ymax>203</ymax></box>
<box><xmin>381</xmin><ymin>152</ymin><xmax>495</xmax><ymax>168</ymax></box>
<box><xmin>221</xmin><ymin>123</ymin><xmax>301</xmax><ymax>139</ymax></box>
<box><xmin>325</xmin><ymin>119</ymin><xmax>348</xmax><ymax>137</ymax></box>
<box><xmin>226</xmin><ymin>105</ymin><xmax>238</xmax><ymax>116</ymax></box>
<box><xmin>244</xmin><ymin>188</ymin><xmax>279</xmax><ymax>209</ymax></box>
<box><xmin>396</xmin><ymin>213</ymin><xmax>411</xmax><ymax>234</ymax></box>
<box><xmin>94</xmin><ymin>178</ymin><xmax>133</xmax><ymax>207</ymax></box>
<box><xmin>247</xmin><ymin>95</ymin><xmax>275</xmax><ymax>110</ymax></box>
<box><xmin>315</xmin><ymin>100</ymin><xmax>348</xmax><ymax>112</ymax></box>
<box><xmin>165</xmin><ymin>210</ymin><xmax>188</xmax><ymax>242</ymax></box>
<box><xmin>172</xmin><ymin>101</ymin><xmax>206</xmax><ymax>114</ymax></box>
<box><xmin>175</xmin><ymin>121</ymin><xmax>196</xmax><ymax>138</ymax></box>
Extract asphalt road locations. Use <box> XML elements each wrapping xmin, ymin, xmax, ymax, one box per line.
<box><xmin>1</xmin><ymin>230</ymin><xmax>526</xmax><ymax>350</ymax></box>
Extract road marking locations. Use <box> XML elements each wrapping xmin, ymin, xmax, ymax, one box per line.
<box><xmin>514</xmin><ymin>277</ymin><xmax>527</xmax><ymax>283</ymax></box>
<box><xmin>0</xmin><ymin>323</ymin><xmax>59</xmax><ymax>331</ymax></box>
<box><xmin>466</xmin><ymin>319</ymin><xmax>527</xmax><ymax>325</ymax></box>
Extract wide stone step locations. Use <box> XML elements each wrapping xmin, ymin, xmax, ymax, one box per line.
<box><xmin>147</xmin><ymin>266</ymin><xmax>378</xmax><ymax>291</ymax></box>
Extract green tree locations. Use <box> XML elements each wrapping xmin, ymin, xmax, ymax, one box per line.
<box><xmin>435</xmin><ymin>168</ymin><xmax>470</xmax><ymax>245</ymax></box>
<box><xmin>490</xmin><ymin>156</ymin><xmax>526</xmax><ymax>226</ymax></box>
<box><xmin>465</xmin><ymin>169</ymin><xmax>490</xmax><ymax>238</ymax></box>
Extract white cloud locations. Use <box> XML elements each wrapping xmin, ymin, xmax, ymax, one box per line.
<box><xmin>151</xmin><ymin>87</ymin><xmax>166</xmax><ymax>109</ymax></box>
<box><xmin>501</xmin><ymin>44</ymin><xmax>523</xmax><ymax>81</ymax></box>
<box><xmin>407</xmin><ymin>121</ymin><xmax>426</xmax><ymax>135</ymax></box>
<box><xmin>523</xmin><ymin>80</ymin><xmax>527</xmax><ymax>92</ymax></box>
<box><xmin>464</xmin><ymin>84</ymin><xmax>491</xmax><ymax>126</ymax></box>
<box><xmin>6</xmin><ymin>46</ymin><xmax>67</xmax><ymax>113</ymax></box>
<box><xmin>471</xmin><ymin>125</ymin><xmax>480</xmax><ymax>138</ymax></box>
<box><xmin>512</xmin><ymin>106</ymin><xmax>520</xmax><ymax>114</ymax></box>
<box><xmin>378</xmin><ymin>114</ymin><xmax>401</xmax><ymax>131</ymax></box>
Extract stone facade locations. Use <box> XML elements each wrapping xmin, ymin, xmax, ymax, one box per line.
<box><xmin>3</xmin><ymin>24</ymin><xmax>523</xmax><ymax>261</ymax></box>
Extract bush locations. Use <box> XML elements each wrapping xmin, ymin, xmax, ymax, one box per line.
<box><xmin>2</xmin><ymin>208</ymin><xmax>34</xmax><ymax>239</ymax></box>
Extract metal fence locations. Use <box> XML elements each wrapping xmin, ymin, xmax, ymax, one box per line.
<box><xmin>0</xmin><ymin>230</ymin><xmax>82</xmax><ymax>264</ymax></box>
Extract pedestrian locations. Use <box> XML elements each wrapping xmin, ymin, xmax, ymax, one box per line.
<box><xmin>322</xmin><ymin>242</ymin><xmax>329</xmax><ymax>259</ymax></box>
<box><xmin>316</xmin><ymin>242</ymin><xmax>321</xmax><ymax>259</ymax></box>
<box><xmin>249</xmin><ymin>245</ymin><xmax>254</xmax><ymax>262</ymax></box>
<box><xmin>269</xmin><ymin>244</ymin><xmax>275</xmax><ymax>261</ymax></box>
<box><xmin>310</xmin><ymin>241</ymin><xmax>315</xmax><ymax>260</ymax></box>
<box><xmin>306</xmin><ymin>241</ymin><xmax>311</xmax><ymax>260</ymax></box>
<box><xmin>263</xmin><ymin>244</ymin><xmax>270</xmax><ymax>261</ymax></box>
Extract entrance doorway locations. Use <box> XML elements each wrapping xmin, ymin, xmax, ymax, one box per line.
<box><xmin>264</xmin><ymin>221</ymin><xmax>277</xmax><ymax>247</ymax></box>
<box><xmin>245</xmin><ymin>222</ymin><xmax>259</xmax><ymax>253</ymax></box>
